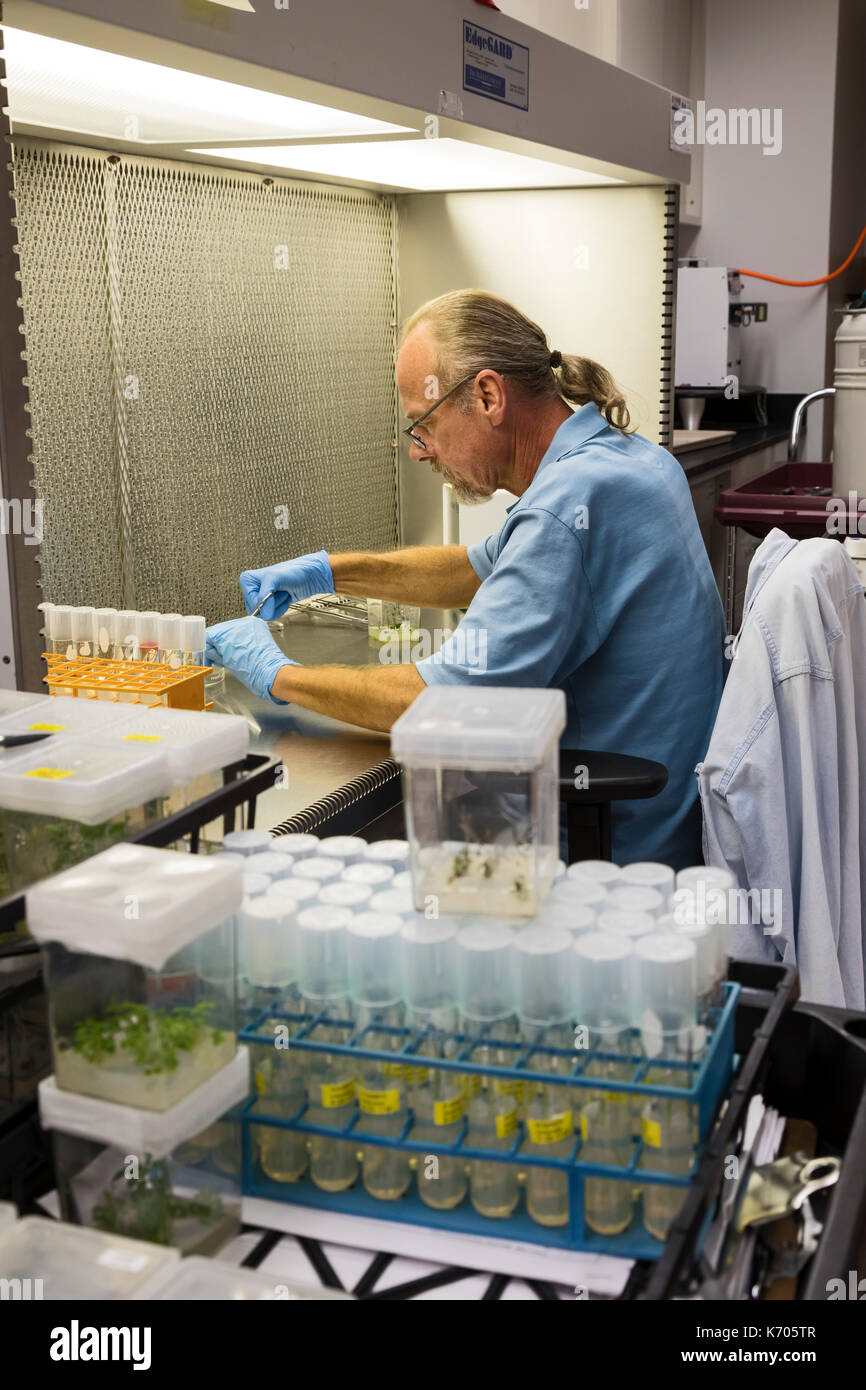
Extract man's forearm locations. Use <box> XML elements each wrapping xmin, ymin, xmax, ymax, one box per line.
<box><xmin>329</xmin><ymin>546</ymin><xmax>480</xmax><ymax>609</ymax></box>
<box><xmin>270</xmin><ymin>660</ymin><xmax>426</xmax><ymax>732</ymax></box>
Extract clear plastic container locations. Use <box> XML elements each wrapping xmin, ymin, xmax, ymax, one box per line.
<box><xmin>0</xmin><ymin>733</ymin><xmax>172</xmax><ymax>890</ymax></box>
<box><xmin>367</xmin><ymin>599</ymin><xmax>421</xmax><ymax>646</ymax></box>
<box><xmin>0</xmin><ymin>690</ymin><xmax>52</xmax><ymax>720</ymax></box>
<box><xmin>0</xmin><ymin>1215</ymin><xmax>179</xmax><ymax>1298</ymax></box>
<box><xmin>0</xmin><ymin>979</ymin><xmax>51</xmax><ymax>1101</ymax></box>
<box><xmin>391</xmin><ymin>686</ymin><xmax>566</xmax><ymax>919</ymax></box>
<box><xmin>106</xmin><ymin>707</ymin><xmax>248</xmax><ymax>813</ymax></box>
<box><xmin>0</xmin><ymin>694</ymin><xmax>132</xmax><ymax>741</ymax></box>
<box><xmin>38</xmin><ymin>1046</ymin><xmax>248</xmax><ymax>1256</ymax></box>
<box><xmin>26</xmin><ymin>845</ymin><xmax>242</xmax><ymax>1112</ymax></box>
<box><xmin>151</xmin><ymin>1255</ymin><xmax>355</xmax><ymax>1300</ymax></box>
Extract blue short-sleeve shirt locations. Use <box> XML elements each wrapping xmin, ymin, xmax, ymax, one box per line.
<box><xmin>416</xmin><ymin>403</ymin><xmax>726</xmax><ymax>868</ymax></box>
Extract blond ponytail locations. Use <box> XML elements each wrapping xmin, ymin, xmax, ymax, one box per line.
<box><xmin>400</xmin><ymin>288</ymin><xmax>635</xmax><ymax>434</ymax></box>
<box><xmin>555</xmin><ymin>353</ymin><xmax>635</xmax><ymax>433</ymax></box>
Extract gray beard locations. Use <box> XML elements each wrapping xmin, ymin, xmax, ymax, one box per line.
<box><xmin>430</xmin><ymin>460</ymin><xmax>494</xmax><ymax>505</ymax></box>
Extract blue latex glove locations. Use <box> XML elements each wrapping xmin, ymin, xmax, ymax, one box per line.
<box><xmin>205</xmin><ymin>617</ymin><xmax>298</xmax><ymax>704</ymax></box>
<box><xmin>239</xmin><ymin>550</ymin><xmax>334</xmax><ymax>622</ymax></box>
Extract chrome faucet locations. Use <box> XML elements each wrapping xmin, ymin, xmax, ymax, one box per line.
<box><xmin>788</xmin><ymin>387</ymin><xmax>835</xmax><ymax>461</ymax></box>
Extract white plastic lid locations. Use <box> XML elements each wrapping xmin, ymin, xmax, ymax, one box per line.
<box><xmin>400</xmin><ymin>917</ymin><xmax>457</xmax><ymax>1012</ymax></box>
<box><xmin>536</xmin><ymin>898</ymin><xmax>597</xmax><ymax>934</ymax></box>
<box><xmin>70</xmin><ymin>606</ymin><xmax>96</xmax><ymax>644</ymax></box>
<box><xmin>318</xmin><ymin>835</ymin><xmax>367</xmax><ymax>862</ymax></box>
<box><xmin>567</xmin><ymin>860</ymin><xmax>622</xmax><ymax>886</ymax></box>
<box><xmin>675</xmin><ymin>865</ymin><xmax>736</xmax><ymax>894</ymax></box>
<box><xmin>368</xmin><ymin>886</ymin><xmax>414</xmax><ymax>917</ymax></box>
<box><xmin>513</xmin><ymin>924</ymin><xmax>574</xmax><ymax>1024</ymax></box>
<box><xmin>243</xmin><ymin>851</ymin><xmax>295</xmax><ymax>881</ymax></box>
<box><xmin>222</xmin><ymin>829</ymin><xmax>273</xmax><ymax>856</ymax></box>
<box><xmin>0</xmin><ymin>1216</ymin><xmax>179</xmax><ymax>1299</ymax></box>
<box><xmin>207</xmin><ymin>851</ymin><xmax>245</xmax><ymax>867</ymax></box>
<box><xmin>116</xmin><ymin>611</ymin><xmax>138</xmax><ymax>646</ymax></box>
<box><xmin>270</xmin><ymin>833</ymin><xmax>319</xmax><ymax>859</ymax></box>
<box><xmin>0</xmin><ymin>690</ymin><xmax>51</xmax><ymax>719</ymax></box>
<box><xmin>37</xmin><ymin>600</ymin><xmax>54</xmax><ymax>635</ymax></box>
<box><xmin>619</xmin><ymin>861</ymin><xmax>676</xmax><ymax>894</ymax></box>
<box><xmin>547</xmin><ymin>877</ymin><xmax>609</xmax><ymax>909</ymax></box>
<box><xmin>0</xmin><ymin>694</ymin><xmax>132</xmax><ymax>739</ymax></box>
<box><xmin>136</xmin><ymin>611</ymin><xmax>161</xmax><ymax>645</ymax></box>
<box><xmin>364</xmin><ymin>839</ymin><xmax>409</xmax><ymax>869</ymax></box>
<box><xmin>105</xmin><ymin>707</ymin><xmax>249</xmax><ymax>785</ymax></box>
<box><xmin>607</xmin><ymin>884</ymin><xmax>666</xmax><ymax>918</ymax></box>
<box><xmin>319</xmin><ymin>881</ymin><xmax>374</xmax><ymax>910</ymax></box>
<box><xmin>241</xmin><ymin>897</ymin><xmax>298</xmax><ymax>987</ymax></box>
<box><xmin>52</xmin><ymin>604</ymin><xmax>74</xmax><ymax>643</ymax></box>
<box><xmin>152</xmin><ymin>1256</ymin><xmax>354</xmax><ymax>1301</ymax></box>
<box><xmin>26</xmin><ymin>844</ymin><xmax>243</xmax><ymax>968</ymax></box>
<box><xmin>294</xmin><ymin>856</ymin><xmax>345</xmax><ymax>882</ymax></box>
<box><xmin>596</xmin><ymin>908</ymin><xmax>656</xmax><ymax>939</ymax></box>
<box><xmin>0</xmin><ymin>733</ymin><xmax>172</xmax><ymax>824</ymax></box>
<box><xmin>573</xmin><ymin>929</ymin><xmax>634</xmax><ymax>1035</ymax></box>
<box><xmin>267</xmin><ymin>876</ymin><xmax>321</xmax><ymax>904</ymax></box>
<box><xmin>93</xmin><ymin>608</ymin><xmax>118</xmax><ymax>656</ymax></box>
<box><xmin>297</xmin><ymin>905</ymin><xmax>353</xmax><ymax>998</ymax></box>
<box><xmin>391</xmin><ymin>870</ymin><xmax>412</xmax><ymax>892</ymax></box>
<box><xmin>391</xmin><ymin>685</ymin><xmax>566</xmax><ymax>768</ymax></box>
<box><xmin>843</xmin><ymin>536</ymin><xmax>866</xmax><ymax>559</ymax></box>
<box><xmin>38</xmin><ymin>1046</ymin><xmax>249</xmax><ymax>1155</ymax></box>
<box><xmin>180</xmin><ymin>615</ymin><xmax>207</xmax><ymax>652</ymax></box>
<box><xmin>243</xmin><ymin>871</ymin><xmax>271</xmax><ymax>899</ymax></box>
<box><xmin>347</xmin><ymin>911</ymin><xmax>404</xmax><ymax>1006</ymax></box>
<box><xmin>456</xmin><ymin>921</ymin><xmax>516</xmax><ymax>1021</ymax></box>
<box><xmin>341</xmin><ymin>862</ymin><xmax>394</xmax><ymax>887</ymax></box>
<box><xmin>157</xmin><ymin>613</ymin><xmax>184</xmax><ymax>650</ymax></box>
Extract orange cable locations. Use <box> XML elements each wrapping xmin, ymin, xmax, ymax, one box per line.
<box><xmin>736</xmin><ymin>221</ymin><xmax>866</xmax><ymax>287</ymax></box>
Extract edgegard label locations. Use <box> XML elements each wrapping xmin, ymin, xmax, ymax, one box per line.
<box><xmin>463</xmin><ymin>20</ymin><xmax>529</xmax><ymax>111</ymax></box>
<box><xmin>358</xmin><ymin>1086</ymin><xmax>401</xmax><ymax>1115</ymax></box>
<box><xmin>320</xmin><ymin>1079</ymin><xmax>356</xmax><ymax>1108</ymax></box>
<box><xmin>527</xmin><ymin>1111</ymin><xmax>573</xmax><ymax>1145</ymax></box>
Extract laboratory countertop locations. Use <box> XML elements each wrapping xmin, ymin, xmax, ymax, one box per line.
<box><xmin>675</xmin><ymin>424</ymin><xmax>790</xmax><ymax>480</ymax></box>
<box><xmin>214</xmin><ymin>606</ymin><xmax>403</xmax><ymax>833</ymax></box>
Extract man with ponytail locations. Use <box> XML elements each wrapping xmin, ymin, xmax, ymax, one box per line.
<box><xmin>210</xmin><ymin>289</ymin><xmax>724</xmax><ymax>868</ymax></box>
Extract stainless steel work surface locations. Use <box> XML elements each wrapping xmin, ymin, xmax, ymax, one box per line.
<box><xmin>214</xmin><ymin>607</ymin><xmax>410</xmax><ymax>831</ymax></box>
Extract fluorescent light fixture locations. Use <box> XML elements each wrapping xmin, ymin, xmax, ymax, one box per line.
<box><xmin>0</xmin><ymin>27</ymin><xmax>412</xmax><ymax>144</ymax></box>
<box><xmin>187</xmin><ymin>138</ymin><xmax>624</xmax><ymax>191</ymax></box>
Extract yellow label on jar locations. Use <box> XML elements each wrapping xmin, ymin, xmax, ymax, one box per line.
<box><xmin>382</xmin><ymin>1061</ymin><xmax>407</xmax><ymax>1079</ymax></box>
<box><xmin>27</xmin><ymin>722</ymin><xmax>65</xmax><ymax>732</ymax></box>
<box><xmin>527</xmin><ymin>1111</ymin><xmax>573</xmax><ymax>1145</ymax></box>
<box><xmin>642</xmin><ymin>1116</ymin><xmax>662</xmax><ymax>1148</ymax></box>
<box><xmin>320</xmin><ymin>1079</ymin><xmax>356</xmax><ymax>1108</ymax></box>
<box><xmin>358</xmin><ymin>1086</ymin><xmax>401</xmax><ymax>1115</ymax></box>
<box><xmin>579</xmin><ymin>1111</ymin><xmax>589</xmax><ymax>1141</ymax></box>
<box><xmin>495</xmin><ymin>1106</ymin><xmax>518</xmax><ymax>1140</ymax></box>
<box><xmin>461</xmin><ymin>1073</ymin><xmax>482</xmax><ymax>1100</ymax></box>
<box><xmin>123</xmin><ymin>733</ymin><xmax>163</xmax><ymax>743</ymax></box>
<box><xmin>404</xmin><ymin>1065</ymin><xmax>430</xmax><ymax>1086</ymax></box>
<box><xmin>493</xmin><ymin>1078</ymin><xmax>524</xmax><ymax>1103</ymax></box>
<box><xmin>25</xmin><ymin>767</ymin><xmax>74</xmax><ymax>779</ymax></box>
<box><xmin>603</xmin><ymin>1090</ymin><xmax>628</xmax><ymax>1105</ymax></box>
<box><xmin>433</xmin><ymin>1096</ymin><xmax>463</xmax><ymax>1126</ymax></box>
<box><xmin>254</xmin><ymin>1070</ymin><xmax>266</xmax><ymax>1096</ymax></box>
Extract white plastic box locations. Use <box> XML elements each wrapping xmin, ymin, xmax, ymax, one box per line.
<box><xmin>391</xmin><ymin>687</ymin><xmax>566</xmax><ymax>918</ymax></box>
<box><xmin>0</xmin><ymin>1215</ymin><xmax>179</xmax><ymax>1299</ymax></box>
<box><xmin>150</xmin><ymin>1255</ymin><xmax>355</xmax><ymax>1300</ymax></box>
<box><xmin>38</xmin><ymin>1046</ymin><xmax>248</xmax><ymax>1257</ymax></box>
<box><xmin>26</xmin><ymin>845</ymin><xmax>242</xmax><ymax>1111</ymax></box>
<box><xmin>0</xmin><ymin>733</ymin><xmax>172</xmax><ymax>890</ymax></box>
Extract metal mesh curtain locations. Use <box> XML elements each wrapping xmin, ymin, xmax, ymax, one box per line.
<box><xmin>12</xmin><ymin>139</ymin><xmax>399</xmax><ymax>622</ymax></box>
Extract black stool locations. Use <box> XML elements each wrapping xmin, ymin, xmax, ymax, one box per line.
<box><xmin>559</xmin><ymin>749</ymin><xmax>668</xmax><ymax>863</ymax></box>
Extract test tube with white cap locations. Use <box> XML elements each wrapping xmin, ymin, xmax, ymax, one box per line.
<box><xmin>456</xmin><ymin>921</ymin><xmax>520</xmax><ymax>1219</ymax></box>
<box><xmin>566</xmin><ymin>859</ymin><xmax>622</xmax><ymax>888</ymax></box>
<box><xmin>534</xmin><ymin>896</ymin><xmax>598</xmax><ymax>937</ymax></box>
<box><xmin>633</xmin><ymin>932</ymin><xmax>699</xmax><ymax>1242</ymax></box>
<box><xmin>292</xmin><ymin>855</ymin><xmax>346</xmax><ymax>884</ymax></box>
<box><xmin>318</xmin><ymin>835</ymin><xmax>367</xmax><ymax>864</ymax></box>
<box><xmin>157</xmin><ymin>613</ymin><xmax>185</xmax><ymax>669</ymax></box>
<box><xmin>619</xmin><ymin>862</ymin><xmax>676</xmax><ymax>896</ymax></box>
<box><xmin>222</xmin><ymin>829</ymin><xmax>274</xmax><ymax>857</ymax></box>
<box><xmin>93</xmin><ymin>608</ymin><xmax>117</xmax><ymax>659</ymax></box>
<box><xmin>70</xmin><ymin>606</ymin><xmax>96</xmax><ymax>659</ymax></box>
<box><xmin>596</xmin><ymin>908</ymin><xmax>656</xmax><ymax>941</ymax></box>
<box><xmin>400</xmin><ymin>918</ymin><xmax>465</xmax><ymax>1211</ymax></box>
<box><xmin>266</xmin><ymin>875</ymin><xmax>322</xmax><ymax>908</ymax></box>
<box><xmin>318</xmin><ymin>880</ymin><xmax>375</xmax><ymax>913</ymax></box>
<box><xmin>573</xmin><ymin>930</ymin><xmax>636</xmax><ymax>1235</ymax></box>
<box><xmin>368</xmin><ymin>886</ymin><xmax>415</xmax><ymax>918</ymax></box>
<box><xmin>348</xmin><ymin>911</ymin><xmax>411</xmax><ymax>1201</ymax></box>
<box><xmin>391</xmin><ymin>869</ymin><xmax>412</xmax><ymax>893</ymax></box>
<box><xmin>245</xmin><ymin>852</ymin><xmax>296</xmax><ymax>885</ymax></box>
<box><xmin>244</xmin><ymin>892</ymin><xmax>308</xmax><ymax>1184</ymax></box>
<box><xmin>115</xmin><ymin>610</ymin><xmax>139</xmax><ymax>661</ymax></box>
<box><xmin>296</xmin><ymin>905</ymin><xmax>357</xmax><ymax>1192</ymax></box>
<box><xmin>606</xmin><ymin>884</ymin><xmax>666</xmax><ymax>919</ymax></box>
<box><xmin>548</xmin><ymin>875</ymin><xmax>610</xmax><ymax>912</ymax></box>
<box><xmin>659</xmin><ymin>911</ymin><xmax>722</xmax><ymax>1018</ymax></box>
<box><xmin>135</xmin><ymin>611</ymin><xmax>161</xmax><ymax>664</ymax></box>
<box><xmin>514</xmin><ymin>925</ymin><xmax>576</xmax><ymax>1229</ymax></box>
<box><xmin>672</xmin><ymin>865</ymin><xmax>737</xmax><ymax>977</ymax></box>
<box><xmin>179</xmin><ymin>615</ymin><xmax>207</xmax><ymax>667</ymax></box>
<box><xmin>363</xmin><ymin>839</ymin><xmax>410</xmax><ymax>873</ymax></box>
<box><xmin>44</xmin><ymin>603</ymin><xmax>73</xmax><ymax>657</ymax></box>
<box><xmin>270</xmin><ymin>833</ymin><xmax>320</xmax><ymax>860</ymax></box>
<box><xmin>341</xmin><ymin>861</ymin><xmax>395</xmax><ymax>890</ymax></box>
<box><xmin>242</xmin><ymin>871</ymin><xmax>270</xmax><ymax>901</ymax></box>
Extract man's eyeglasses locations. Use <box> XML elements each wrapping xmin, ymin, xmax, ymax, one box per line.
<box><xmin>402</xmin><ymin>371</ymin><xmax>482</xmax><ymax>450</ymax></box>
